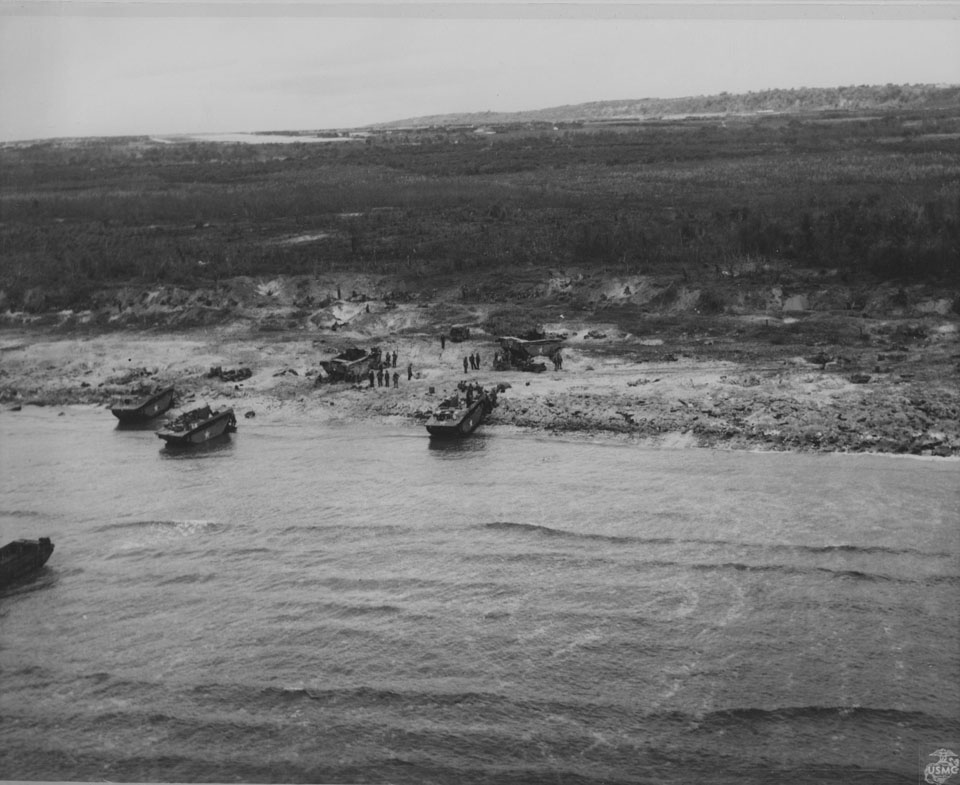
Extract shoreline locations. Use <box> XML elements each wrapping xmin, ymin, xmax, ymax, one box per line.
<box><xmin>2</xmin><ymin>302</ymin><xmax>958</xmax><ymax>457</ymax></box>
<box><xmin>8</xmin><ymin>402</ymin><xmax>960</xmax><ymax>464</ymax></box>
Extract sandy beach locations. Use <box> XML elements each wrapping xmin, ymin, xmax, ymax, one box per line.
<box><xmin>1</xmin><ymin>273</ymin><xmax>957</xmax><ymax>456</ymax></box>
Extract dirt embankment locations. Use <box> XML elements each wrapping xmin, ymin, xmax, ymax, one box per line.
<box><xmin>1</xmin><ymin>273</ymin><xmax>958</xmax><ymax>456</ymax></box>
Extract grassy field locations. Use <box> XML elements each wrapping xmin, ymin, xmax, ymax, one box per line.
<box><xmin>1</xmin><ymin>104</ymin><xmax>959</xmax><ymax>313</ymax></box>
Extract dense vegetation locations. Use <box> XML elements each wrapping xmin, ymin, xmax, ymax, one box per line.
<box><xmin>1</xmin><ymin>86</ymin><xmax>959</xmax><ymax>311</ymax></box>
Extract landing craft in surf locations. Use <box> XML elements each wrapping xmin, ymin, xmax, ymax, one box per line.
<box><xmin>156</xmin><ymin>405</ymin><xmax>237</xmax><ymax>446</ymax></box>
<box><xmin>111</xmin><ymin>386</ymin><xmax>176</xmax><ymax>422</ymax></box>
<box><xmin>425</xmin><ymin>386</ymin><xmax>498</xmax><ymax>438</ymax></box>
<box><xmin>1</xmin><ymin>537</ymin><xmax>55</xmax><ymax>586</ymax></box>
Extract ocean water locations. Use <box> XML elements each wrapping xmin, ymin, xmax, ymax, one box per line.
<box><xmin>1</xmin><ymin>406</ymin><xmax>958</xmax><ymax>784</ymax></box>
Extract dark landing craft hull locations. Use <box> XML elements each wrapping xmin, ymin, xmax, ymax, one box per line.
<box><xmin>499</xmin><ymin>336</ymin><xmax>565</xmax><ymax>357</ymax></box>
<box><xmin>157</xmin><ymin>409</ymin><xmax>237</xmax><ymax>446</ymax></box>
<box><xmin>0</xmin><ymin>538</ymin><xmax>55</xmax><ymax>586</ymax></box>
<box><xmin>111</xmin><ymin>387</ymin><xmax>176</xmax><ymax>422</ymax></box>
<box><xmin>329</xmin><ymin>356</ymin><xmax>375</xmax><ymax>382</ymax></box>
<box><xmin>426</xmin><ymin>397</ymin><xmax>488</xmax><ymax>438</ymax></box>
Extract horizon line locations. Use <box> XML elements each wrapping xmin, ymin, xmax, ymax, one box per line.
<box><xmin>4</xmin><ymin>81</ymin><xmax>958</xmax><ymax>145</ymax></box>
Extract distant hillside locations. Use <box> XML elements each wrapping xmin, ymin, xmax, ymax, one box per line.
<box><xmin>372</xmin><ymin>83</ymin><xmax>960</xmax><ymax>128</ymax></box>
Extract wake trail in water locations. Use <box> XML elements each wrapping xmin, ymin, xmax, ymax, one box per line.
<box><xmin>481</xmin><ymin>521</ymin><xmax>954</xmax><ymax>557</ymax></box>
<box><xmin>94</xmin><ymin>519</ymin><xmax>225</xmax><ymax>534</ymax></box>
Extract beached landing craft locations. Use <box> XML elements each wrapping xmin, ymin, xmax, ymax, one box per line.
<box><xmin>316</xmin><ymin>347</ymin><xmax>378</xmax><ymax>385</ymax></box>
<box><xmin>156</xmin><ymin>405</ymin><xmax>237</xmax><ymax>446</ymax></box>
<box><xmin>448</xmin><ymin>325</ymin><xmax>471</xmax><ymax>342</ymax></box>
<box><xmin>494</xmin><ymin>334</ymin><xmax>565</xmax><ymax>372</ymax></box>
<box><xmin>0</xmin><ymin>537</ymin><xmax>55</xmax><ymax>586</ymax></box>
<box><xmin>500</xmin><ymin>335</ymin><xmax>565</xmax><ymax>357</ymax></box>
<box><xmin>425</xmin><ymin>390</ymin><xmax>496</xmax><ymax>438</ymax></box>
<box><xmin>110</xmin><ymin>386</ymin><xmax>176</xmax><ymax>422</ymax></box>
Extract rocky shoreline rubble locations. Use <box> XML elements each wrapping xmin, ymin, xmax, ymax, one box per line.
<box><xmin>488</xmin><ymin>374</ymin><xmax>959</xmax><ymax>456</ymax></box>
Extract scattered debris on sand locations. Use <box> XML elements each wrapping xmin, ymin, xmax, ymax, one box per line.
<box><xmin>1</xmin><ymin>274</ymin><xmax>957</xmax><ymax>456</ymax></box>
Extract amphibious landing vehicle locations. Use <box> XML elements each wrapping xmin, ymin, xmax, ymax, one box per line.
<box><xmin>156</xmin><ymin>405</ymin><xmax>237</xmax><ymax>446</ymax></box>
<box><xmin>111</xmin><ymin>386</ymin><xmax>176</xmax><ymax>422</ymax></box>
<box><xmin>1</xmin><ymin>537</ymin><xmax>55</xmax><ymax>586</ymax></box>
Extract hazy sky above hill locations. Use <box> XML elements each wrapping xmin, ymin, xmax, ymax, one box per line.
<box><xmin>1</xmin><ymin>2</ymin><xmax>959</xmax><ymax>141</ymax></box>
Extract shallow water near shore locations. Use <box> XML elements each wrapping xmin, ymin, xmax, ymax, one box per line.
<box><xmin>1</xmin><ymin>407</ymin><xmax>958</xmax><ymax>783</ymax></box>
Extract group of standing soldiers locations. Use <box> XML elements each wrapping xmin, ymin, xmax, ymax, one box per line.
<box><xmin>463</xmin><ymin>352</ymin><xmax>482</xmax><ymax>373</ymax></box>
<box><xmin>368</xmin><ymin>348</ymin><xmax>413</xmax><ymax>389</ymax></box>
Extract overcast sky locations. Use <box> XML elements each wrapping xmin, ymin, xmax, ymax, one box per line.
<box><xmin>1</xmin><ymin>2</ymin><xmax>959</xmax><ymax>142</ymax></box>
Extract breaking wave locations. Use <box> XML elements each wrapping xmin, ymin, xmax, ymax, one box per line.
<box><xmin>480</xmin><ymin>521</ymin><xmax>953</xmax><ymax>557</ymax></box>
<box><xmin>95</xmin><ymin>519</ymin><xmax>224</xmax><ymax>534</ymax></box>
